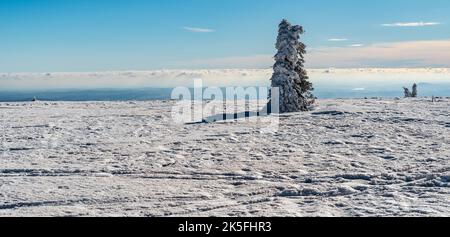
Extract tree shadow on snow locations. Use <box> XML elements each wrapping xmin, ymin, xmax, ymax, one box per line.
<box><xmin>186</xmin><ymin>104</ymin><xmax>274</xmax><ymax>125</ymax></box>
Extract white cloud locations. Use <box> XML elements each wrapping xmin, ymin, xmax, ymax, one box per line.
<box><xmin>306</xmin><ymin>39</ymin><xmax>450</xmax><ymax>68</ymax></box>
<box><xmin>382</xmin><ymin>22</ymin><xmax>442</xmax><ymax>27</ymax></box>
<box><xmin>182</xmin><ymin>26</ymin><xmax>215</xmax><ymax>33</ymax></box>
<box><xmin>170</xmin><ymin>39</ymin><xmax>450</xmax><ymax>68</ymax></box>
<box><xmin>0</xmin><ymin>70</ymin><xmax>272</xmax><ymax>89</ymax></box>
<box><xmin>328</xmin><ymin>38</ymin><xmax>348</xmax><ymax>42</ymax></box>
<box><xmin>169</xmin><ymin>55</ymin><xmax>273</xmax><ymax>69</ymax></box>
<box><xmin>2</xmin><ymin>68</ymin><xmax>449</xmax><ymax>90</ymax></box>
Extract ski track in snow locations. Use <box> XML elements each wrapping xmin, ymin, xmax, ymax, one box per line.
<box><xmin>0</xmin><ymin>98</ymin><xmax>449</xmax><ymax>217</ymax></box>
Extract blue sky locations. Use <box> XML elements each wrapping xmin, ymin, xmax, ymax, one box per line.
<box><xmin>1</xmin><ymin>0</ymin><xmax>450</xmax><ymax>72</ymax></box>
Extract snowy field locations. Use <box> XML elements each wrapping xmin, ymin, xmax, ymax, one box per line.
<box><xmin>0</xmin><ymin>98</ymin><xmax>449</xmax><ymax>217</ymax></box>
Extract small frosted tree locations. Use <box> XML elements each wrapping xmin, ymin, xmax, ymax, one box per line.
<box><xmin>403</xmin><ymin>87</ymin><xmax>412</xmax><ymax>98</ymax></box>
<box><xmin>411</xmin><ymin>83</ymin><xmax>418</xmax><ymax>98</ymax></box>
<box><xmin>269</xmin><ymin>19</ymin><xmax>314</xmax><ymax>113</ymax></box>
<box><xmin>403</xmin><ymin>83</ymin><xmax>418</xmax><ymax>98</ymax></box>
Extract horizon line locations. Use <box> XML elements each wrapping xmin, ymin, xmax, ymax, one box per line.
<box><xmin>2</xmin><ymin>67</ymin><xmax>450</xmax><ymax>74</ymax></box>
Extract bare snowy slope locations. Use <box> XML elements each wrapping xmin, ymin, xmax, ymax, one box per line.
<box><xmin>0</xmin><ymin>98</ymin><xmax>449</xmax><ymax>216</ymax></box>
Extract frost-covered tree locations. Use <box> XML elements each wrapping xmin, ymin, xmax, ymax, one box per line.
<box><xmin>403</xmin><ymin>87</ymin><xmax>412</xmax><ymax>98</ymax></box>
<box><xmin>411</xmin><ymin>83</ymin><xmax>418</xmax><ymax>98</ymax></box>
<box><xmin>403</xmin><ymin>84</ymin><xmax>418</xmax><ymax>98</ymax></box>
<box><xmin>269</xmin><ymin>19</ymin><xmax>314</xmax><ymax>113</ymax></box>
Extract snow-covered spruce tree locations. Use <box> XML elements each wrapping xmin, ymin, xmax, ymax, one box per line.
<box><xmin>403</xmin><ymin>87</ymin><xmax>412</xmax><ymax>98</ymax></box>
<box><xmin>403</xmin><ymin>84</ymin><xmax>417</xmax><ymax>98</ymax></box>
<box><xmin>411</xmin><ymin>83</ymin><xmax>418</xmax><ymax>98</ymax></box>
<box><xmin>269</xmin><ymin>19</ymin><xmax>314</xmax><ymax>113</ymax></box>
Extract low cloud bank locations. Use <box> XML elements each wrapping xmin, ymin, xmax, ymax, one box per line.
<box><xmin>1</xmin><ymin>68</ymin><xmax>449</xmax><ymax>91</ymax></box>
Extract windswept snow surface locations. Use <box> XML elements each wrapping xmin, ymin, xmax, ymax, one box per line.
<box><xmin>0</xmin><ymin>98</ymin><xmax>449</xmax><ymax>216</ymax></box>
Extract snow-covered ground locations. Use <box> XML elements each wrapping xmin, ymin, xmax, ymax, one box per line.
<box><xmin>0</xmin><ymin>98</ymin><xmax>449</xmax><ymax>217</ymax></box>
